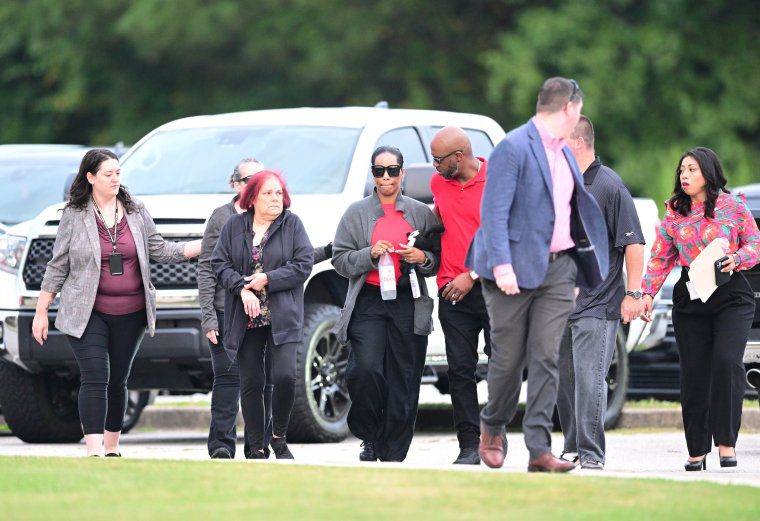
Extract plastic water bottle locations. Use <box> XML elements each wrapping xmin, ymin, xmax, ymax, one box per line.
<box><xmin>378</xmin><ymin>252</ymin><xmax>397</xmax><ymax>300</ymax></box>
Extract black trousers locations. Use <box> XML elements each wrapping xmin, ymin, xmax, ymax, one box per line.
<box><xmin>237</xmin><ymin>325</ymin><xmax>298</xmax><ymax>452</ymax></box>
<box><xmin>671</xmin><ymin>268</ymin><xmax>755</xmax><ymax>456</ymax></box>
<box><xmin>346</xmin><ymin>284</ymin><xmax>428</xmax><ymax>461</ymax></box>
<box><xmin>207</xmin><ymin>310</ymin><xmax>272</xmax><ymax>458</ymax></box>
<box><xmin>66</xmin><ymin>309</ymin><xmax>146</xmax><ymax>434</ymax></box>
<box><xmin>438</xmin><ymin>281</ymin><xmax>491</xmax><ymax>448</ymax></box>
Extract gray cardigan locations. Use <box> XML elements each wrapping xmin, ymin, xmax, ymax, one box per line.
<box><xmin>198</xmin><ymin>198</ymin><xmax>332</xmax><ymax>335</ymax></box>
<box><xmin>331</xmin><ymin>191</ymin><xmax>440</xmax><ymax>345</ymax></box>
<box><xmin>41</xmin><ymin>199</ymin><xmax>187</xmax><ymax>338</ymax></box>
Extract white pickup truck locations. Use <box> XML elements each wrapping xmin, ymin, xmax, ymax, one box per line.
<box><xmin>0</xmin><ymin>106</ymin><xmax>660</xmax><ymax>442</ymax></box>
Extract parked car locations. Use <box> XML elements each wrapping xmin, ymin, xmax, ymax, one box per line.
<box><xmin>628</xmin><ymin>183</ymin><xmax>760</xmax><ymax>405</ymax></box>
<box><xmin>0</xmin><ymin>107</ymin><xmax>659</xmax><ymax>443</ymax></box>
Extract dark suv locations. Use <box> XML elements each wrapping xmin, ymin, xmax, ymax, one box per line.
<box><xmin>627</xmin><ymin>183</ymin><xmax>760</xmax><ymax>404</ymax></box>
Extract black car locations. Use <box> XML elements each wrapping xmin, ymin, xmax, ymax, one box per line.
<box><xmin>628</xmin><ymin>183</ymin><xmax>760</xmax><ymax>404</ymax></box>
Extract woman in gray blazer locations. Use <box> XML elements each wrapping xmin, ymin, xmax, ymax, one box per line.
<box><xmin>31</xmin><ymin>149</ymin><xmax>201</xmax><ymax>457</ymax></box>
<box><xmin>332</xmin><ymin>146</ymin><xmax>440</xmax><ymax>462</ymax></box>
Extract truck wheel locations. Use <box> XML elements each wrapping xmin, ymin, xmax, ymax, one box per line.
<box><xmin>0</xmin><ymin>361</ymin><xmax>83</xmax><ymax>443</ymax></box>
<box><xmin>121</xmin><ymin>390</ymin><xmax>150</xmax><ymax>434</ymax></box>
<box><xmin>604</xmin><ymin>328</ymin><xmax>629</xmax><ymax>429</ymax></box>
<box><xmin>288</xmin><ymin>304</ymin><xmax>350</xmax><ymax>443</ymax></box>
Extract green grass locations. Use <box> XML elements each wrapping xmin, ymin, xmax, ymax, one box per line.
<box><xmin>0</xmin><ymin>456</ymin><xmax>758</xmax><ymax>520</ymax></box>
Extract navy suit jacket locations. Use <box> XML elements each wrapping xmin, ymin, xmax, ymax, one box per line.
<box><xmin>466</xmin><ymin>119</ymin><xmax>609</xmax><ymax>290</ymax></box>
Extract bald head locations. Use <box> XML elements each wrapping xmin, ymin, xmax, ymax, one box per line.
<box><xmin>431</xmin><ymin>126</ymin><xmax>473</xmax><ymax>157</ymax></box>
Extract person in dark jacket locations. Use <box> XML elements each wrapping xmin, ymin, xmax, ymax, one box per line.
<box><xmin>211</xmin><ymin>170</ymin><xmax>313</xmax><ymax>459</ymax></box>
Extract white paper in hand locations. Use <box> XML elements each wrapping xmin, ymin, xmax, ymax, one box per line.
<box><xmin>688</xmin><ymin>238</ymin><xmax>728</xmax><ymax>303</ymax></box>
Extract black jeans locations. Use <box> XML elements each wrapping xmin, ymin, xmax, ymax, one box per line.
<box><xmin>66</xmin><ymin>309</ymin><xmax>147</xmax><ymax>434</ymax></box>
<box><xmin>672</xmin><ymin>268</ymin><xmax>755</xmax><ymax>456</ymax></box>
<box><xmin>237</xmin><ymin>325</ymin><xmax>298</xmax><ymax>452</ymax></box>
<box><xmin>438</xmin><ymin>281</ymin><xmax>491</xmax><ymax>449</ymax></box>
<box><xmin>208</xmin><ymin>310</ymin><xmax>272</xmax><ymax>458</ymax></box>
<box><xmin>346</xmin><ymin>284</ymin><xmax>428</xmax><ymax>461</ymax></box>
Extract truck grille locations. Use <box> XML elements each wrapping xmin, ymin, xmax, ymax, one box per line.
<box><xmin>23</xmin><ymin>237</ymin><xmax>198</xmax><ymax>290</ymax></box>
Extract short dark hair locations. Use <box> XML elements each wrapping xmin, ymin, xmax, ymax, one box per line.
<box><xmin>669</xmin><ymin>147</ymin><xmax>729</xmax><ymax>219</ymax></box>
<box><xmin>571</xmin><ymin>115</ymin><xmax>595</xmax><ymax>147</ymax></box>
<box><xmin>371</xmin><ymin>145</ymin><xmax>404</xmax><ymax>167</ymax></box>
<box><xmin>239</xmin><ymin>170</ymin><xmax>291</xmax><ymax>211</ymax></box>
<box><xmin>536</xmin><ymin>77</ymin><xmax>583</xmax><ymax>113</ymax></box>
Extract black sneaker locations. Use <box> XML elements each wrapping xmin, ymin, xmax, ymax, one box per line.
<box><xmin>270</xmin><ymin>438</ymin><xmax>295</xmax><ymax>460</ymax></box>
<box><xmin>359</xmin><ymin>441</ymin><xmax>377</xmax><ymax>462</ymax></box>
<box><xmin>453</xmin><ymin>447</ymin><xmax>481</xmax><ymax>465</ymax></box>
<box><xmin>210</xmin><ymin>447</ymin><xmax>233</xmax><ymax>459</ymax></box>
<box><xmin>247</xmin><ymin>449</ymin><xmax>268</xmax><ymax>460</ymax></box>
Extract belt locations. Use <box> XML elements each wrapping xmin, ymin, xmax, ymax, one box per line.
<box><xmin>549</xmin><ymin>249</ymin><xmax>572</xmax><ymax>262</ymax></box>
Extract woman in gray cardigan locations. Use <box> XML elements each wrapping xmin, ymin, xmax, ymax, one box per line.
<box><xmin>31</xmin><ymin>149</ymin><xmax>201</xmax><ymax>457</ymax></box>
<box><xmin>332</xmin><ymin>146</ymin><xmax>440</xmax><ymax>462</ymax></box>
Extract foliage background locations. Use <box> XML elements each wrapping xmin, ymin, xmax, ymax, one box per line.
<box><xmin>1</xmin><ymin>0</ymin><xmax>758</xmax><ymax>205</ymax></box>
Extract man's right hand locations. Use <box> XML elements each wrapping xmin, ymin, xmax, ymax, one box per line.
<box><xmin>206</xmin><ymin>330</ymin><xmax>218</xmax><ymax>345</ymax></box>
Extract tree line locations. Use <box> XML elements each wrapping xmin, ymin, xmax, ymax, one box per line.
<box><xmin>1</xmin><ymin>0</ymin><xmax>758</xmax><ymax>206</ymax></box>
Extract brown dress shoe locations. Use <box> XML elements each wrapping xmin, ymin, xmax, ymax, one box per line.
<box><xmin>527</xmin><ymin>452</ymin><xmax>576</xmax><ymax>473</ymax></box>
<box><xmin>478</xmin><ymin>427</ymin><xmax>506</xmax><ymax>469</ymax></box>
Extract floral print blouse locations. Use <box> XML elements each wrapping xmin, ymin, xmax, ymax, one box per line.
<box><xmin>642</xmin><ymin>193</ymin><xmax>760</xmax><ymax>297</ymax></box>
<box><xmin>247</xmin><ymin>229</ymin><xmax>271</xmax><ymax>329</ymax></box>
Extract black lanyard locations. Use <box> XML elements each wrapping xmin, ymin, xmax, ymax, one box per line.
<box><xmin>92</xmin><ymin>197</ymin><xmax>119</xmax><ymax>253</ymax></box>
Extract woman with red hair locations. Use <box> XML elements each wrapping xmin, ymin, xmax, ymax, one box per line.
<box><xmin>212</xmin><ymin>170</ymin><xmax>313</xmax><ymax>459</ymax></box>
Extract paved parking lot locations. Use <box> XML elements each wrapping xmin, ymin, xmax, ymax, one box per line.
<box><xmin>2</xmin><ymin>428</ymin><xmax>759</xmax><ymax>489</ymax></box>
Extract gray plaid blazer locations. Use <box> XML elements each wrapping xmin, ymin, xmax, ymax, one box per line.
<box><xmin>40</xmin><ymin>199</ymin><xmax>187</xmax><ymax>338</ymax></box>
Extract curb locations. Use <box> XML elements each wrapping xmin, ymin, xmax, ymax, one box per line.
<box><xmin>136</xmin><ymin>406</ymin><xmax>760</xmax><ymax>432</ymax></box>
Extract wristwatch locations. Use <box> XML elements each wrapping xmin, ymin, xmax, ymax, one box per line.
<box><xmin>625</xmin><ymin>290</ymin><xmax>643</xmax><ymax>300</ymax></box>
<box><xmin>469</xmin><ymin>270</ymin><xmax>479</xmax><ymax>281</ymax></box>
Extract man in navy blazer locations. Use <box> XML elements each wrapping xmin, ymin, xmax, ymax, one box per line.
<box><xmin>466</xmin><ymin>77</ymin><xmax>609</xmax><ymax>472</ymax></box>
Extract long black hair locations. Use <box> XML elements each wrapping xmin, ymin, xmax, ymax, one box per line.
<box><xmin>66</xmin><ymin>148</ymin><xmax>137</xmax><ymax>213</ymax></box>
<box><xmin>669</xmin><ymin>147</ymin><xmax>729</xmax><ymax>219</ymax></box>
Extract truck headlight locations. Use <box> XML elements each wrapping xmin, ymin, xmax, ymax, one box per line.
<box><xmin>0</xmin><ymin>234</ymin><xmax>27</xmax><ymax>275</ymax></box>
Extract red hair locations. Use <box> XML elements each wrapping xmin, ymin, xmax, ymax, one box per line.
<box><xmin>239</xmin><ymin>170</ymin><xmax>291</xmax><ymax>211</ymax></box>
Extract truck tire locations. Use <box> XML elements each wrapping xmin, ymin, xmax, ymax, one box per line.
<box><xmin>604</xmin><ymin>328</ymin><xmax>629</xmax><ymax>429</ymax></box>
<box><xmin>121</xmin><ymin>390</ymin><xmax>150</xmax><ymax>434</ymax></box>
<box><xmin>0</xmin><ymin>361</ymin><xmax>83</xmax><ymax>443</ymax></box>
<box><xmin>287</xmin><ymin>304</ymin><xmax>350</xmax><ymax>443</ymax></box>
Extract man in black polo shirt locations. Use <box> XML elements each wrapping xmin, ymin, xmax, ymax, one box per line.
<box><xmin>557</xmin><ymin>116</ymin><xmax>646</xmax><ymax>470</ymax></box>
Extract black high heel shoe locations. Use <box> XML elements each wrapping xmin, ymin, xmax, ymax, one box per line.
<box><xmin>719</xmin><ymin>450</ymin><xmax>737</xmax><ymax>468</ymax></box>
<box><xmin>684</xmin><ymin>457</ymin><xmax>706</xmax><ymax>471</ymax></box>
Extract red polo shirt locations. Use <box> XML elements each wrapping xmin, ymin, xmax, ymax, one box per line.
<box><xmin>365</xmin><ymin>204</ymin><xmax>413</xmax><ymax>286</ymax></box>
<box><xmin>430</xmin><ymin>157</ymin><xmax>487</xmax><ymax>289</ymax></box>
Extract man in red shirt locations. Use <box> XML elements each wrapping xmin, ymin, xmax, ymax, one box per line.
<box><xmin>430</xmin><ymin>127</ymin><xmax>491</xmax><ymax>465</ymax></box>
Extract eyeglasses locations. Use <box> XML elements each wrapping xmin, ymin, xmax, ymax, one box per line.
<box><xmin>371</xmin><ymin>164</ymin><xmax>402</xmax><ymax>178</ymax></box>
<box><xmin>432</xmin><ymin>150</ymin><xmax>462</xmax><ymax>165</ymax></box>
<box><xmin>568</xmin><ymin>79</ymin><xmax>580</xmax><ymax>103</ymax></box>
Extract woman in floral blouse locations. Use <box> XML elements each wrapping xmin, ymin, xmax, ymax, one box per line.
<box><xmin>641</xmin><ymin>147</ymin><xmax>759</xmax><ymax>471</ymax></box>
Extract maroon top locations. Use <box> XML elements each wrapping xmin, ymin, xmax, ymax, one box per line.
<box><xmin>93</xmin><ymin>214</ymin><xmax>145</xmax><ymax>315</ymax></box>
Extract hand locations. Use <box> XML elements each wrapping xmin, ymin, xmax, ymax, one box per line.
<box><xmin>621</xmin><ymin>295</ymin><xmax>646</xmax><ymax>324</ymax></box>
<box><xmin>240</xmin><ymin>288</ymin><xmax>261</xmax><ymax>319</ymax></box>
<box><xmin>244</xmin><ymin>273</ymin><xmax>268</xmax><ymax>291</ymax></box>
<box><xmin>396</xmin><ymin>243</ymin><xmax>426</xmax><ymax>265</ymax></box>
<box><xmin>442</xmin><ymin>273</ymin><xmax>475</xmax><ymax>302</ymax></box>
<box><xmin>206</xmin><ymin>330</ymin><xmax>219</xmax><ymax>345</ymax></box>
<box><xmin>640</xmin><ymin>294</ymin><xmax>654</xmax><ymax>323</ymax></box>
<box><xmin>718</xmin><ymin>253</ymin><xmax>739</xmax><ymax>273</ymax></box>
<box><xmin>370</xmin><ymin>240</ymin><xmax>395</xmax><ymax>259</ymax></box>
<box><xmin>496</xmin><ymin>271</ymin><xmax>519</xmax><ymax>295</ymax></box>
<box><xmin>32</xmin><ymin>312</ymin><xmax>49</xmax><ymax>346</ymax></box>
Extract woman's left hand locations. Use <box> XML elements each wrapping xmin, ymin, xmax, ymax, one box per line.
<box><xmin>244</xmin><ymin>273</ymin><xmax>268</xmax><ymax>291</ymax></box>
<box><xmin>718</xmin><ymin>253</ymin><xmax>740</xmax><ymax>273</ymax></box>
<box><xmin>396</xmin><ymin>243</ymin><xmax>426</xmax><ymax>265</ymax></box>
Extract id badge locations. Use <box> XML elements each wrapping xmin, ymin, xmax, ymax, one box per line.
<box><xmin>109</xmin><ymin>252</ymin><xmax>124</xmax><ymax>276</ymax></box>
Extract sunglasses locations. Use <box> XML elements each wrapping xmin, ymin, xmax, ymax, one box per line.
<box><xmin>432</xmin><ymin>150</ymin><xmax>462</xmax><ymax>165</ymax></box>
<box><xmin>371</xmin><ymin>164</ymin><xmax>402</xmax><ymax>178</ymax></box>
<box><xmin>568</xmin><ymin>79</ymin><xmax>580</xmax><ymax>103</ymax></box>
<box><xmin>237</xmin><ymin>175</ymin><xmax>254</xmax><ymax>184</ymax></box>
